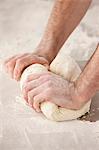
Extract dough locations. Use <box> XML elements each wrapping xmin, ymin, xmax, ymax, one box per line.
<box><xmin>20</xmin><ymin>54</ymin><xmax>91</xmax><ymax>121</ymax></box>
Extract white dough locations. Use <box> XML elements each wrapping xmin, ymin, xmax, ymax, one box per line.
<box><xmin>20</xmin><ymin>54</ymin><xmax>91</xmax><ymax>121</ymax></box>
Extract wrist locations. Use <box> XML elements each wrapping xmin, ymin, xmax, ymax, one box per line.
<box><xmin>33</xmin><ymin>49</ymin><xmax>50</xmax><ymax>64</ymax></box>
<box><xmin>69</xmin><ymin>82</ymin><xmax>88</xmax><ymax>109</ymax></box>
<box><xmin>73</xmin><ymin>83</ymin><xmax>90</xmax><ymax>105</ymax></box>
<box><xmin>35</xmin><ymin>43</ymin><xmax>59</xmax><ymax>64</ymax></box>
<box><xmin>35</xmin><ymin>32</ymin><xmax>60</xmax><ymax>63</ymax></box>
<box><xmin>34</xmin><ymin>48</ymin><xmax>54</xmax><ymax>64</ymax></box>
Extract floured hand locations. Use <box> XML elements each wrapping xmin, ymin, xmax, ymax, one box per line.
<box><xmin>22</xmin><ymin>72</ymin><xmax>86</xmax><ymax>112</ymax></box>
<box><xmin>4</xmin><ymin>53</ymin><xmax>49</xmax><ymax>81</ymax></box>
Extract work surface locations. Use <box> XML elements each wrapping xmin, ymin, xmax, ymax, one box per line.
<box><xmin>0</xmin><ymin>69</ymin><xmax>99</xmax><ymax>150</ymax></box>
<box><xmin>0</xmin><ymin>0</ymin><xmax>99</xmax><ymax>150</ymax></box>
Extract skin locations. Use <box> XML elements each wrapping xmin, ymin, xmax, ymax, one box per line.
<box><xmin>4</xmin><ymin>53</ymin><xmax>49</xmax><ymax>80</ymax></box>
<box><xmin>4</xmin><ymin>0</ymin><xmax>97</xmax><ymax>112</ymax></box>
<box><xmin>22</xmin><ymin>72</ymin><xmax>76</xmax><ymax>112</ymax></box>
<box><xmin>22</xmin><ymin>44</ymin><xmax>99</xmax><ymax>112</ymax></box>
<box><xmin>74</xmin><ymin>44</ymin><xmax>99</xmax><ymax>104</ymax></box>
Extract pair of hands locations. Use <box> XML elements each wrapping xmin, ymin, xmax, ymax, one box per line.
<box><xmin>4</xmin><ymin>53</ymin><xmax>84</xmax><ymax>112</ymax></box>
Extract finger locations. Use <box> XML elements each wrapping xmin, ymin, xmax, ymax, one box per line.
<box><xmin>4</xmin><ymin>54</ymin><xmax>19</xmax><ymax>65</ymax></box>
<box><xmin>13</xmin><ymin>56</ymin><xmax>33</xmax><ymax>81</ymax></box>
<box><xmin>13</xmin><ymin>54</ymin><xmax>47</xmax><ymax>81</ymax></box>
<box><xmin>28</xmin><ymin>88</ymin><xmax>41</xmax><ymax>106</ymax></box>
<box><xmin>5</xmin><ymin>60</ymin><xmax>16</xmax><ymax>78</ymax></box>
<box><xmin>33</xmin><ymin>95</ymin><xmax>45</xmax><ymax>112</ymax></box>
<box><xmin>4</xmin><ymin>55</ymin><xmax>19</xmax><ymax>73</ymax></box>
<box><xmin>33</xmin><ymin>92</ymin><xmax>49</xmax><ymax>112</ymax></box>
<box><xmin>22</xmin><ymin>76</ymin><xmax>50</xmax><ymax>100</ymax></box>
<box><xmin>30</xmin><ymin>55</ymin><xmax>49</xmax><ymax>70</ymax></box>
<box><xmin>27</xmin><ymin>88</ymin><xmax>39</xmax><ymax>106</ymax></box>
<box><xmin>4</xmin><ymin>54</ymin><xmax>28</xmax><ymax>77</ymax></box>
<box><xmin>28</xmin><ymin>98</ymin><xmax>33</xmax><ymax>107</ymax></box>
<box><xmin>13</xmin><ymin>53</ymin><xmax>49</xmax><ymax>81</ymax></box>
<box><xmin>26</xmin><ymin>74</ymin><xmax>43</xmax><ymax>83</ymax></box>
<box><xmin>26</xmin><ymin>72</ymin><xmax>50</xmax><ymax>83</ymax></box>
<box><xmin>32</xmin><ymin>55</ymin><xmax>49</xmax><ymax>66</ymax></box>
<box><xmin>28</xmin><ymin>87</ymin><xmax>52</xmax><ymax>111</ymax></box>
<box><xmin>27</xmin><ymin>81</ymin><xmax>51</xmax><ymax>106</ymax></box>
<box><xmin>4</xmin><ymin>53</ymin><xmax>28</xmax><ymax>65</ymax></box>
<box><xmin>24</xmin><ymin>54</ymin><xmax>49</xmax><ymax>68</ymax></box>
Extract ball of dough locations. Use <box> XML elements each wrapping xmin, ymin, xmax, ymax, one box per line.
<box><xmin>20</xmin><ymin>54</ymin><xmax>91</xmax><ymax>122</ymax></box>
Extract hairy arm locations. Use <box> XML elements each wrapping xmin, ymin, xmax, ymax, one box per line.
<box><xmin>75</xmin><ymin>44</ymin><xmax>99</xmax><ymax>104</ymax></box>
<box><xmin>36</xmin><ymin>0</ymin><xmax>92</xmax><ymax>62</ymax></box>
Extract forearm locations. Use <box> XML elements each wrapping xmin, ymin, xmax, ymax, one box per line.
<box><xmin>75</xmin><ymin>44</ymin><xmax>99</xmax><ymax>103</ymax></box>
<box><xmin>36</xmin><ymin>0</ymin><xmax>92</xmax><ymax>62</ymax></box>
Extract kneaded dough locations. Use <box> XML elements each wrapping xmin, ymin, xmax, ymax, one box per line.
<box><xmin>20</xmin><ymin>54</ymin><xmax>91</xmax><ymax>121</ymax></box>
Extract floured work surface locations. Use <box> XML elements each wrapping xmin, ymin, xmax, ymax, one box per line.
<box><xmin>0</xmin><ymin>62</ymin><xmax>99</xmax><ymax>150</ymax></box>
<box><xmin>0</xmin><ymin>0</ymin><xmax>99</xmax><ymax>149</ymax></box>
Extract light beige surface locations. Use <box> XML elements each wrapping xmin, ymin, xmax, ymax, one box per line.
<box><xmin>0</xmin><ymin>0</ymin><xmax>99</xmax><ymax>150</ymax></box>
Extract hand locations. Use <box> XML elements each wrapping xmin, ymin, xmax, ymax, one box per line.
<box><xmin>4</xmin><ymin>53</ymin><xmax>49</xmax><ymax>81</ymax></box>
<box><xmin>22</xmin><ymin>72</ymin><xmax>86</xmax><ymax>112</ymax></box>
